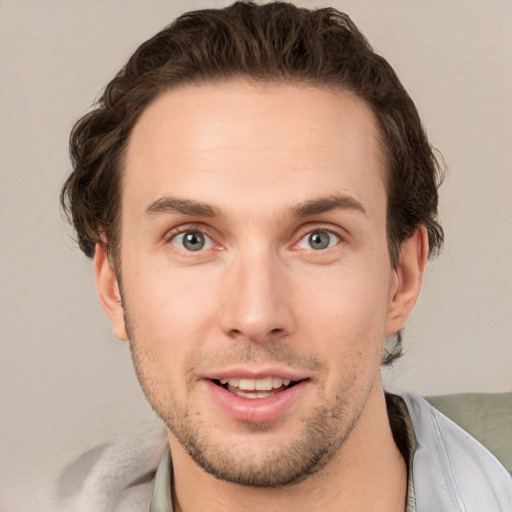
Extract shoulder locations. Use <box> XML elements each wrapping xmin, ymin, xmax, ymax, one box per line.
<box><xmin>400</xmin><ymin>393</ymin><xmax>512</xmax><ymax>512</ymax></box>
<box><xmin>56</xmin><ymin>420</ymin><xmax>167</xmax><ymax>512</ymax></box>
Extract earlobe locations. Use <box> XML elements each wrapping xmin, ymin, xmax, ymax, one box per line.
<box><xmin>386</xmin><ymin>227</ymin><xmax>429</xmax><ymax>336</ymax></box>
<box><xmin>94</xmin><ymin>243</ymin><xmax>128</xmax><ymax>341</ymax></box>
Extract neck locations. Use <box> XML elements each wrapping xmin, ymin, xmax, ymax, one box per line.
<box><xmin>170</xmin><ymin>385</ymin><xmax>407</xmax><ymax>512</ymax></box>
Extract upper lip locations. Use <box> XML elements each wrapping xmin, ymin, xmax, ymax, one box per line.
<box><xmin>202</xmin><ymin>366</ymin><xmax>310</xmax><ymax>382</ymax></box>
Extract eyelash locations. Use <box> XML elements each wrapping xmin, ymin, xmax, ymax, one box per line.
<box><xmin>292</xmin><ymin>225</ymin><xmax>343</xmax><ymax>251</ymax></box>
<box><xmin>165</xmin><ymin>223</ymin><xmax>215</xmax><ymax>246</ymax></box>
<box><xmin>164</xmin><ymin>224</ymin><xmax>344</xmax><ymax>253</ymax></box>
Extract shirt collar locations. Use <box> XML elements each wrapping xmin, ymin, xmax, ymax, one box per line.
<box><xmin>149</xmin><ymin>444</ymin><xmax>173</xmax><ymax>512</ymax></box>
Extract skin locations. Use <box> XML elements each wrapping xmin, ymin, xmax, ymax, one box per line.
<box><xmin>95</xmin><ymin>81</ymin><xmax>428</xmax><ymax>511</ymax></box>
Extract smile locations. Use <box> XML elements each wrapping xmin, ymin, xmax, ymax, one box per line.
<box><xmin>206</xmin><ymin>375</ymin><xmax>308</xmax><ymax>422</ymax></box>
<box><xmin>215</xmin><ymin>377</ymin><xmax>295</xmax><ymax>399</ymax></box>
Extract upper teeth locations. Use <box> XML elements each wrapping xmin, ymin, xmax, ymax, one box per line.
<box><xmin>219</xmin><ymin>377</ymin><xmax>291</xmax><ymax>391</ymax></box>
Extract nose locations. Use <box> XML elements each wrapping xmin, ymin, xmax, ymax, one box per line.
<box><xmin>218</xmin><ymin>249</ymin><xmax>296</xmax><ymax>343</ymax></box>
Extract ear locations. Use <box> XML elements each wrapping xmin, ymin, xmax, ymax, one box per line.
<box><xmin>386</xmin><ymin>227</ymin><xmax>429</xmax><ymax>336</ymax></box>
<box><xmin>94</xmin><ymin>243</ymin><xmax>128</xmax><ymax>341</ymax></box>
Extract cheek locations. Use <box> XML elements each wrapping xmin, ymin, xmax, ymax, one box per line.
<box><xmin>124</xmin><ymin>251</ymin><xmax>217</xmax><ymax>316</ymax></box>
<box><xmin>293</xmin><ymin>262</ymin><xmax>391</xmax><ymax>334</ymax></box>
<box><xmin>121</xmin><ymin>263</ymin><xmax>220</xmax><ymax>369</ymax></box>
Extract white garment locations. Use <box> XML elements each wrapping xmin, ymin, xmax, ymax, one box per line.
<box><xmin>401</xmin><ymin>394</ymin><xmax>512</xmax><ymax>511</ymax></box>
<box><xmin>58</xmin><ymin>394</ymin><xmax>512</xmax><ymax>511</ymax></box>
<box><xmin>58</xmin><ymin>421</ymin><xmax>166</xmax><ymax>512</ymax></box>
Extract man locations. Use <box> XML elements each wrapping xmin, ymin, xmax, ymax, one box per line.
<box><xmin>60</xmin><ymin>2</ymin><xmax>512</xmax><ymax>511</ymax></box>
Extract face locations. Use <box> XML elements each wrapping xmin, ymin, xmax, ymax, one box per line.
<box><xmin>97</xmin><ymin>81</ymin><xmax>419</xmax><ymax>487</ymax></box>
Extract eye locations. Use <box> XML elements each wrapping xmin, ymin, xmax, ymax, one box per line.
<box><xmin>170</xmin><ymin>231</ymin><xmax>214</xmax><ymax>252</ymax></box>
<box><xmin>297</xmin><ymin>230</ymin><xmax>340</xmax><ymax>251</ymax></box>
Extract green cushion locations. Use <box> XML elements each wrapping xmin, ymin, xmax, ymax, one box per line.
<box><xmin>425</xmin><ymin>392</ymin><xmax>512</xmax><ymax>474</ymax></box>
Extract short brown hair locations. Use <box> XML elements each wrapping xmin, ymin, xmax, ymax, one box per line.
<box><xmin>61</xmin><ymin>1</ymin><xmax>444</xmax><ymax>363</ymax></box>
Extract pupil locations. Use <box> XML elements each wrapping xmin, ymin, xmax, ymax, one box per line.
<box><xmin>184</xmin><ymin>232</ymin><xmax>205</xmax><ymax>251</ymax></box>
<box><xmin>309</xmin><ymin>231</ymin><xmax>329</xmax><ymax>250</ymax></box>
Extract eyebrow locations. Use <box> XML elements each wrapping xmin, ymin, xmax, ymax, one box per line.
<box><xmin>146</xmin><ymin>197</ymin><xmax>221</xmax><ymax>217</ymax></box>
<box><xmin>292</xmin><ymin>194</ymin><xmax>368</xmax><ymax>218</ymax></box>
<box><xmin>145</xmin><ymin>193</ymin><xmax>367</xmax><ymax>219</ymax></box>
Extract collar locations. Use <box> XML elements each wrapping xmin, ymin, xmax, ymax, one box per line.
<box><xmin>149</xmin><ymin>444</ymin><xmax>174</xmax><ymax>512</ymax></box>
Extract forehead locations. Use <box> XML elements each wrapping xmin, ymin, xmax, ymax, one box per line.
<box><xmin>122</xmin><ymin>80</ymin><xmax>386</xmax><ymax>219</ymax></box>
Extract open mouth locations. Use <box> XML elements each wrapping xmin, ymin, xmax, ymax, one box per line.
<box><xmin>212</xmin><ymin>377</ymin><xmax>301</xmax><ymax>399</ymax></box>
<box><xmin>206</xmin><ymin>375</ymin><xmax>310</xmax><ymax>422</ymax></box>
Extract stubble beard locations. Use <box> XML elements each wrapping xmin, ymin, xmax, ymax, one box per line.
<box><xmin>124</xmin><ymin>311</ymin><xmax>372</xmax><ymax>488</ymax></box>
<box><xmin>162</xmin><ymin>391</ymin><xmax>360</xmax><ymax>487</ymax></box>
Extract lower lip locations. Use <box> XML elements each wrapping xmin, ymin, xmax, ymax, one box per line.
<box><xmin>204</xmin><ymin>380</ymin><xmax>309</xmax><ymax>423</ymax></box>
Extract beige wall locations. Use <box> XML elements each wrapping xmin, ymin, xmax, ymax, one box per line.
<box><xmin>1</xmin><ymin>1</ymin><xmax>511</xmax><ymax>510</ymax></box>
